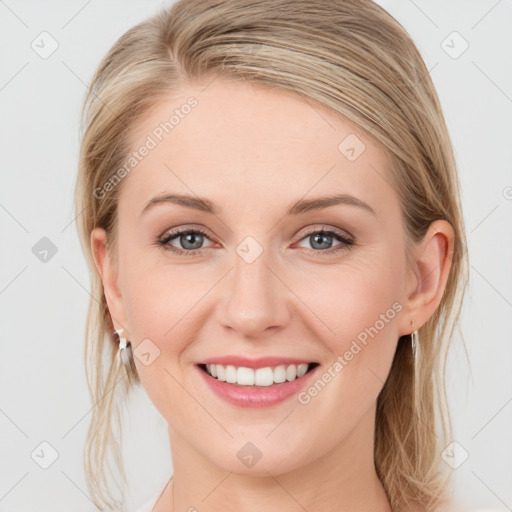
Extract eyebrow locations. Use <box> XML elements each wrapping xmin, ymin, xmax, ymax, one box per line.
<box><xmin>140</xmin><ymin>192</ymin><xmax>377</xmax><ymax>218</ymax></box>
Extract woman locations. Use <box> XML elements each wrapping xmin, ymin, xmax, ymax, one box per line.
<box><xmin>74</xmin><ymin>0</ymin><xmax>468</xmax><ymax>510</ymax></box>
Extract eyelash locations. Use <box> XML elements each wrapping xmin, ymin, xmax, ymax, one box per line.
<box><xmin>156</xmin><ymin>225</ymin><xmax>354</xmax><ymax>257</ymax></box>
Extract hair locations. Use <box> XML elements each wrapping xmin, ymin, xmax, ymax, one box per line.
<box><xmin>74</xmin><ymin>0</ymin><xmax>469</xmax><ymax>510</ymax></box>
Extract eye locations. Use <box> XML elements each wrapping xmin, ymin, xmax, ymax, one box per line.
<box><xmin>295</xmin><ymin>227</ymin><xmax>354</xmax><ymax>254</ymax></box>
<box><xmin>157</xmin><ymin>226</ymin><xmax>216</xmax><ymax>256</ymax></box>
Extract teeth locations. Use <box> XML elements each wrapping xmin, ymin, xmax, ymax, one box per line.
<box><xmin>204</xmin><ymin>363</ymin><xmax>311</xmax><ymax>386</ymax></box>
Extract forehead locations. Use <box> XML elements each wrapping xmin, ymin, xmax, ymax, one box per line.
<box><xmin>122</xmin><ymin>78</ymin><xmax>396</xmax><ymax>217</ymax></box>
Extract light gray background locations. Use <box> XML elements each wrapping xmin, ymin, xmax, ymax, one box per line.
<box><xmin>1</xmin><ymin>1</ymin><xmax>511</xmax><ymax>511</ymax></box>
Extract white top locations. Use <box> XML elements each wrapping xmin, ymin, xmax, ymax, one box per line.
<box><xmin>134</xmin><ymin>485</ymin><xmax>167</xmax><ymax>512</ymax></box>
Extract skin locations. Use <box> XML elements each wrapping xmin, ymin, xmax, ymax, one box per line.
<box><xmin>91</xmin><ymin>77</ymin><xmax>454</xmax><ymax>512</ymax></box>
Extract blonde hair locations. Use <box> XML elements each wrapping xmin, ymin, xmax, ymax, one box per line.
<box><xmin>74</xmin><ymin>0</ymin><xmax>468</xmax><ymax>510</ymax></box>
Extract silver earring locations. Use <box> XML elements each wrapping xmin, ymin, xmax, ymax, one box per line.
<box><xmin>115</xmin><ymin>328</ymin><xmax>132</xmax><ymax>366</ymax></box>
<box><xmin>410</xmin><ymin>321</ymin><xmax>418</xmax><ymax>360</ymax></box>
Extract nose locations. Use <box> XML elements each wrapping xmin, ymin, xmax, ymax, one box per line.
<box><xmin>217</xmin><ymin>250</ymin><xmax>291</xmax><ymax>338</ymax></box>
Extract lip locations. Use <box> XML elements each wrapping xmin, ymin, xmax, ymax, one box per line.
<box><xmin>196</xmin><ymin>362</ymin><xmax>320</xmax><ymax>408</ymax></box>
<box><xmin>196</xmin><ymin>355</ymin><xmax>316</xmax><ymax>369</ymax></box>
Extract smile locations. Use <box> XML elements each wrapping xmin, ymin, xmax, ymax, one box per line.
<box><xmin>199</xmin><ymin>362</ymin><xmax>319</xmax><ymax>387</ymax></box>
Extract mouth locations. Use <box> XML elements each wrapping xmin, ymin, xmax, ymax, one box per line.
<box><xmin>197</xmin><ymin>362</ymin><xmax>320</xmax><ymax>387</ymax></box>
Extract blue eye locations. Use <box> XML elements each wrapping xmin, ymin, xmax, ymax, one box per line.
<box><xmin>157</xmin><ymin>227</ymin><xmax>214</xmax><ymax>256</ymax></box>
<box><xmin>157</xmin><ymin>226</ymin><xmax>354</xmax><ymax>257</ymax></box>
<box><xmin>297</xmin><ymin>229</ymin><xmax>353</xmax><ymax>252</ymax></box>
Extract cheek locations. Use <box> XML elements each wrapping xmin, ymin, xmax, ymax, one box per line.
<box><xmin>294</xmin><ymin>247</ymin><xmax>404</xmax><ymax>348</ymax></box>
<box><xmin>122</xmin><ymin>265</ymin><xmax>199</xmax><ymax>338</ymax></box>
<box><xmin>118</xmin><ymin>250</ymin><xmax>219</xmax><ymax>384</ymax></box>
<box><xmin>291</xmin><ymin>252</ymin><xmax>404</xmax><ymax>430</ymax></box>
<box><xmin>294</xmin><ymin>249</ymin><xmax>404</xmax><ymax>409</ymax></box>
<box><xmin>118</xmin><ymin>255</ymin><xmax>203</xmax><ymax>409</ymax></box>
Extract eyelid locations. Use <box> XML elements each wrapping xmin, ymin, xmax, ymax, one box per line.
<box><xmin>294</xmin><ymin>224</ymin><xmax>354</xmax><ymax>243</ymax></box>
<box><xmin>158</xmin><ymin>225</ymin><xmax>217</xmax><ymax>246</ymax></box>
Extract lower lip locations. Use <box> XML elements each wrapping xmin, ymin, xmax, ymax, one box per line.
<box><xmin>196</xmin><ymin>365</ymin><xmax>319</xmax><ymax>408</ymax></box>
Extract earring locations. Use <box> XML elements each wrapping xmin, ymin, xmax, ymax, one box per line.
<box><xmin>410</xmin><ymin>320</ymin><xmax>418</xmax><ymax>360</ymax></box>
<box><xmin>114</xmin><ymin>328</ymin><xmax>132</xmax><ymax>366</ymax></box>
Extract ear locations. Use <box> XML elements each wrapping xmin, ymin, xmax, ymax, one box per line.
<box><xmin>90</xmin><ymin>227</ymin><xmax>130</xmax><ymax>336</ymax></box>
<box><xmin>399</xmin><ymin>220</ymin><xmax>455</xmax><ymax>335</ymax></box>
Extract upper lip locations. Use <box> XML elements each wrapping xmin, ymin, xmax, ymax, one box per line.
<box><xmin>196</xmin><ymin>356</ymin><xmax>318</xmax><ymax>369</ymax></box>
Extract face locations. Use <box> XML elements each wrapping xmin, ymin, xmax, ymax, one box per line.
<box><xmin>96</xmin><ymin>78</ymin><xmax>420</xmax><ymax>477</ymax></box>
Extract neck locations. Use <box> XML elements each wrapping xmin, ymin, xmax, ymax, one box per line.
<box><xmin>155</xmin><ymin>403</ymin><xmax>392</xmax><ymax>512</ymax></box>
